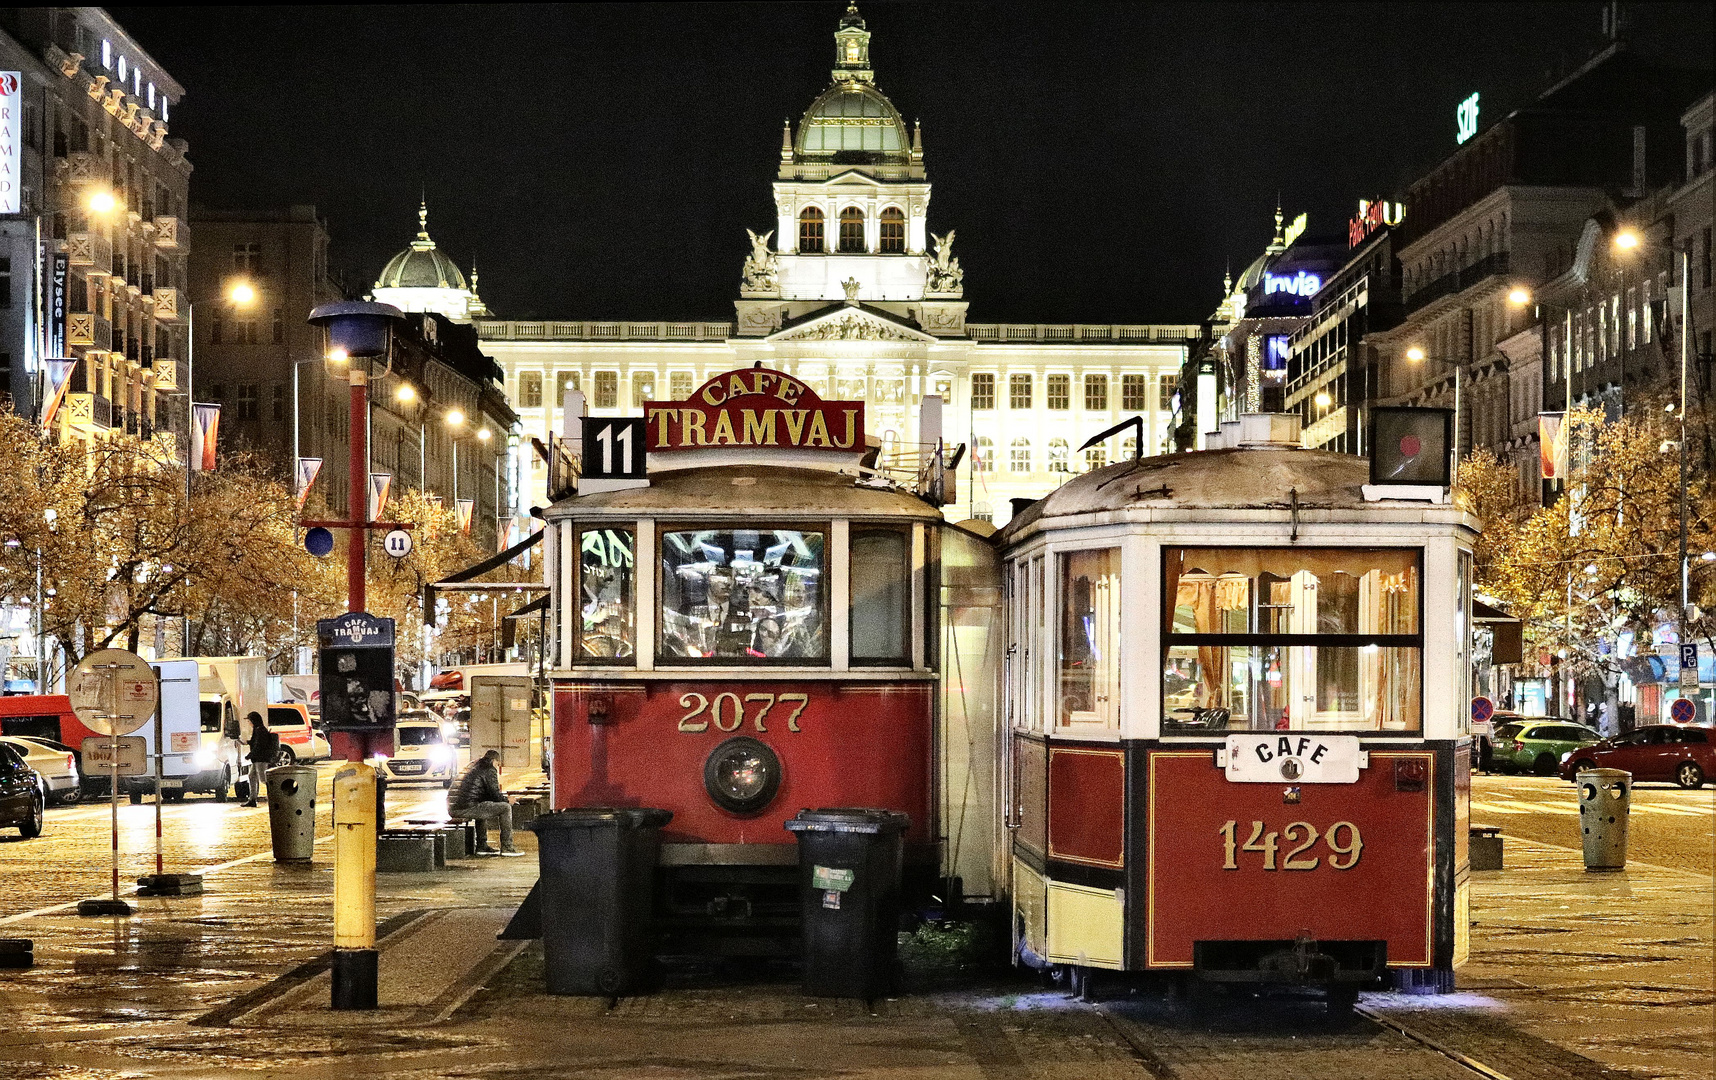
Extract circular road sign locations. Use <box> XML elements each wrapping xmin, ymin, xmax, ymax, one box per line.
<box><xmin>1470</xmin><ymin>696</ymin><xmax>1495</xmax><ymax>725</ymax></box>
<box><xmin>69</xmin><ymin>648</ymin><xmax>158</xmax><ymax>736</ymax></box>
<box><xmin>305</xmin><ymin>526</ymin><xmax>335</xmax><ymax>557</ymax></box>
<box><xmin>383</xmin><ymin>528</ymin><xmax>413</xmax><ymax>559</ymax></box>
<box><xmin>1669</xmin><ymin>698</ymin><xmax>1697</xmax><ymax>724</ymax></box>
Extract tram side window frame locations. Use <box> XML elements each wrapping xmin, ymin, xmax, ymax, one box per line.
<box><xmin>656</xmin><ymin>522</ymin><xmax>832</xmax><ymax>666</ymax></box>
<box><xmin>575</xmin><ymin>525</ymin><xmax>638</xmax><ymax>664</ymax></box>
<box><xmin>849</xmin><ymin>525</ymin><xmax>911</xmax><ymax>665</ymax></box>
<box><xmin>1159</xmin><ymin>546</ymin><xmax>1425</xmax><ymax>736</ymax></box>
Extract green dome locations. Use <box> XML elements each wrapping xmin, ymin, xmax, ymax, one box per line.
<box><xmin>797</xmin><ymin>83</ymin><xmax>908</xmax><ymax>159</ymax></box>
<box><xmin>375</xmin><ymin>203</ymin><xmax>468</xmax><ymax>291</ymax></box>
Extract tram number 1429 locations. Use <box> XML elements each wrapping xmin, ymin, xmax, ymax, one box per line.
<box><xmin>1218</xmin><ymin>820</ymin><xmax>1364</xmax><ymax>871</ymax></box>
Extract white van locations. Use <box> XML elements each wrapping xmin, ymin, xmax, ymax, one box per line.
<box><xmin>376</xmin><ymin>718</ymin><xmax>458</xmax><ymax>787</ymax></box>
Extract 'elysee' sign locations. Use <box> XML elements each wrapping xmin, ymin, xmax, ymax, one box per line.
<box><xmin>643</xmin><ymin>368</ymin><xmax>865</xmax><ymax>452</ymax></box>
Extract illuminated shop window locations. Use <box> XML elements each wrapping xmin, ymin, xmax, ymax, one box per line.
<box><xmin>1161</xmin><ymin>547</ymin><xmax>1422</xmax><ymax>735</ymax></box>
<box><xmin>798</xmin><ymin>207</ymin><xmax>825</xmax><ymax>253</ymax></box>
<box><xmin>659</xmin><ymin>528</ymin><xmax>827</xmax><ymax>662</ymax></box>
<box><xmin>579</xmin><ymin>527</ymin><xmax>635</xmax><ymax>660</ymax></box>
<box><xmin>879</xmin><ymin>207</ymin><xmax>905</xmax><ymax>253</ymax></box>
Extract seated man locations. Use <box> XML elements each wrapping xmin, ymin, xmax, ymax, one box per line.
<box><xmin>448</xmin><ymin>749</ymin><xmax>523</xmax><ymax>856</ymax></box>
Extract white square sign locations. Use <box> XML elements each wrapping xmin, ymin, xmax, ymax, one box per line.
<box><xmin>1221</xmin><ymin>733</ymin><xmax>1367</xmax><ymax>784</ymax></box>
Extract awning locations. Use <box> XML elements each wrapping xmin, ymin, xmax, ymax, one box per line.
<box><xmin>504</xmin><ymin>594</ymin><xmax>549</xmax><ymax>620</ymax></box>
<box><xmin>1473</xmin><ymin>599</ymin><xmax>1522</xmax><ymax>665</ymax></box>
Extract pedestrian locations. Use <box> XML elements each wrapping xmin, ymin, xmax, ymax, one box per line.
<box><xmin>448</xmin><ymin>749</ymin><xmax>523</xmax><ymax>855</ymax></box>
<box><xmin>243</xmin><ymin>712</ymin><xmax>278</xmax><ymax>808</ymax></box>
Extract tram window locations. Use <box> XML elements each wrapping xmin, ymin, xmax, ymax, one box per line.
<box><xmin>850</xmin><ymin>528</ymin><xmax>909</xmax><ymax>663</ymax></box>
<box><xmin>1060</xmin><ymin>548</ymin><xmax>1120</xmax><ymax>730</ymax></box>
<box><xmin>659</xmin><ymin>528</ymin><xmax>827</xmax><ymax>662</ymax></box>
<box><xmin>578</xmin><ymin>528</ymin><xmax>636</xmax><ymax>660</ymax></box>
<box><xmin>1161</xmin><ymin>547</ymin><xmax>1422</xmax><ymax>734</ymax></box>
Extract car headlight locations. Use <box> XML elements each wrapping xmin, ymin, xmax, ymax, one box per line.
<box><xmin>441</xmin><ymin>721</ymin><xmax>459</xmax><ymax>739</ymax></box>
<box><xmin>194</xmin><ymin>749</ymin><xmax>217</xmax><ymax>768</ymax></box>
<box><xmin>428</xmin><ymin>745</ymin><xmax>453</xmax><ymax>767</ymax></box>
<box><xmin>703</xmin><ymin>737</ymin><xmax>781</xmax><ymax>815</ymax></box>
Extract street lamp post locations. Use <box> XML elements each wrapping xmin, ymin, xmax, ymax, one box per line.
<box><xmin>1404</xmin><ymin>345</ymin><xmax>1462</xmax><ymax>472</ymax></box>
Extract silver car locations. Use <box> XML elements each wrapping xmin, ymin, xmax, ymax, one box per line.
<box><xmin>0</xmin><ymin>735</ymin><xmax>80</xmax><ymax>805</ymax></box>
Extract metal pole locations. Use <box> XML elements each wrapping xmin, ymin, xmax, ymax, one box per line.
<box><xmin>152</xmin><ymin>669</ymin><xmax>163</xmax><ymax>877</ymax></box>
<box><xmin>419</xmin><ymin>421</ymin><xmax>425</xmax><ymax>494</ymax></box>
<box><xmin>453</xmin><ymin>439</ymin><xmax>459</xmax><ymax>506</ymax></box>
<box><xmin>1679</xmin><ymin>248</ymin><xmax>1690</xmax><ymax>648</ymax></box>
<box><xmin>1564</xmin><ymin>306</ymin><xmax>1573</xmax><ymax>717</ymax></box>
<box><xmin>293</xmin><ymin>360</ymin><xmax>300</xmax><ymax>490</ymax></box>
<box><xmin>183</xmin><ymin>305</ymin><xmax>194</xmax><ymax>655</ymax></box>
<box><xmin>348</xmin><ymin>363</ymin><xmax>368</xmax><ymax>614</ymax></box>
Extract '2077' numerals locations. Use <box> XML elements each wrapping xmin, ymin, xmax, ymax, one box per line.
<box><xmin>1217</xmin><ymin>820</ymin><xmax>1363</xmax><ymax>871</ymax></box>
<box><xmin>678</xmin><ymin>692</ymin><xmax>809</xmax><ymax>734</ymax></box>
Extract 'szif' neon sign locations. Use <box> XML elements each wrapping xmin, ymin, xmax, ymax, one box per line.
<box><xmin>1456</xmin><ymin>92</ymin><xmax>1480</xmax><ymax>145</ymax></box>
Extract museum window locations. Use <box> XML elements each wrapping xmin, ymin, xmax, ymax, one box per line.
<box><xmin>1010</xmin><ymin>438</ymin><xmax>1032</xmax><ymax>473</ymax></box>
<box><xmin>631</xmin><ymin>370</ymin><xmax>655</xmax><ymax>405</ymax></box>
<box><xmin>594</xmin><ymin>371</ymin><xmax>618</xmax><ymax>409</ymax></box>
<box><xmin>839</xmin><ymin>207</ymin><xmax>866</xmax><ymax>253</ymax></box>
<box><xmin>1048</xmin><ymin>439</ymin><xmax>1070</xmax><ymax>473</ymax></box>
<box><xmin>519</xmin><ymin>371</ymin><xmax>542</xmax><ymax>408</ymax></box>
<box><xmin>1121</xmin><ymin>374</ymin><xmax>1146</xmax><ymax>411</ymax></box>
<box><xmin>1046</xmin><ymin>374</ymin><xmax>1070</xmax><ymax>410</ymax></box>
<box><xmin>1009</xmin><ymin>373</ymin><xmax>1033</xmax><ymax>410</ymax></box>
<box><xmin>578</xmin><ymin>526</ymin><xmax>636</xmax><ymax>661</ymax></box>
<box><xmin>799</xmin><ymin>207</ymin><xmax>825</xmax><ymax>253</ymax></box>
<box><xmin>973</xmin><ymin>436</ymin><xmax>994</xmax><ymax>472</ymax></box>
<box><xmin>1161</xmin><ymin>547</ymin><xmax>1422</xmax><ymax>735</ymax></box>
<box><xmin>1159</xmin><ymin>374</ymin><xmax>1177</xmax><ymax>411</ymax></box>
<box><xmin>879</xmin><ymin>207</ymin><xmax>906</xmax><ymax>253</ymax></box>
<box><xmin>658</xmin><ymin>527</ymin><xmax>828</xmax><ymax>663</ymax></box>
<box><xmin>970</xmin><ymin>372</ymin><xmax>995</xmax><ymax>410</ymax></box>
<box><xmin>1085</xmin><ymin>373</ymin><xmax>1108</xmax><ymax>411</ymax></box>
<box><xmin>670</xmin><ymin>371</ymin><xmax>695</xmax><ymax>400</ymax></box>
<box><xmin>1084</xmin><ymin>446</ymin><xmax>1107</xmax><ymax>471</ymax></box>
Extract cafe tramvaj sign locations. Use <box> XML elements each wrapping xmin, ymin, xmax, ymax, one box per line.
<box><xmin>643</xmin><ymin>369</ymin><xmax>865</xmax><ymax>452</ymax></box>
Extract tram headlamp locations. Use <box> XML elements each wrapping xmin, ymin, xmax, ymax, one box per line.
<box><xmin>703</xmin><ymin>736</ymin><xmax>782</xmax><ymax>815</ymax></box>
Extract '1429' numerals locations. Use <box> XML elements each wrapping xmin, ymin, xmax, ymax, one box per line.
<box><xmin>678</xmin><ymin>692</ymin><xmax>808</xmax><ymax>734</ymax></box>
<box><xmin>1217</xmin><ymin>820</ymin><xmax>1363</xmax><ymax>871</ymax></box>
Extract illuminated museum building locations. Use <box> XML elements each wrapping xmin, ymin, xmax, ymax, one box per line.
<box><xmin>460</xmin><ymin>7</ymin><xmax>1198</xmax><ymax>525</ymax></box>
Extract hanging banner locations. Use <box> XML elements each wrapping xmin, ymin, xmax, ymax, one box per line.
<box><xmin>368</xmin><ymin>472</ymin><xmax>392</xmax><ymax>522</ymax></box>
<box><xmin>294</xmin><ymin>457</ymin><xmax>323</xmax><ymax>510</ymax></box>
<box><xmin>0</xmin><ymin>72</ymin><xmax>20</xmax><ymax>214</ymax></box>
<box><xmin>1538</xmin><ymin>412</ymin><xmax>1567</xmax><ymax>480</ymax></box>
<box><xmin>38</xmin><ymin>359</ymin><xmax>78</xmax><ymax>428</ymax></box>
<box><xmin>497</xmin><ymin>516</ymin><xmax>516</xmax><ymax>554</ymax></box>
<box><xmin>48</xmin><ymin>253</ymin><xmax>68</xmax><ymax>357</ymax></box>
<box><xmin>191</xmin><ymin>403</ymin><xmax>221</xmax><ymax>472</ymax></box>
<box><xmin>456</xmin><ymin>499</ymin><xmax>474</xmax><ymax>536</ymax></box>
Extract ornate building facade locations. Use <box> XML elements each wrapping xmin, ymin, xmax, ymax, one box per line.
<box><xmin>475</xmin><ymin>7</ymin><xmax>1196</xmax><ymax>525</ymax></box>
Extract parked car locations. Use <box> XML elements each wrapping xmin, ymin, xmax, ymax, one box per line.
<box><xmin>266</xmin><ymin>704</ymin><xmax>321</xmax><ymax>763</ymax></box>
<box><xmin>375</xmin><ymin>718</ymin><xmax>458</xmax><ymax>787</ymax></box>
<box><xmin>0</xmin><ymin>743</ymin><xmax>45</xmax><ymax>838</ymax></box>
<box><xmin>0</xmin><ymin>736</ymin><xmax>79</xmax><ymax>805</ymax></box>
<box><xmin>1491</xmin><ymin>718</ymin><xmax>1602</xmax><ymax>776</ymax></box>
<box><xmin>1560</xmin><ymin>724</ymin><xmax>1716</xmax><ymax>789</ymax></box>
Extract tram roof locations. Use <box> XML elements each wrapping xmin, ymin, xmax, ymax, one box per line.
<box><xmin>1000</xmin><ymin>447</ymin><xmax>1478</xmax><ymax>542</ymax></box>
<box><xmin>546</xmin><ymin>466</ymin><xmax>945</xmax><ymax>521</ymax></box>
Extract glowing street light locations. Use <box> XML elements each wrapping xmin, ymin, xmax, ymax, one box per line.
<box><xmin>1314</xmin><ymin>391</ymin><xmax>1332</xmax><ymax>408</ymax></box>
<box><xmin>88</xmin><ymin>190</ymin><xmax>118</xmax><ymax>214</ymax></box>
<box><xmin>1507</xmin><ymin>287</ymin><xmax>1532</xmax><ymax>306</ymax></box>
<box><xmin>1613</xmin><ymin>230</ymin><xmax>1640</xmax><ymax>251</ymax></box>
<box><xmin>476</xmin><ymin>427</ymin><xmax>492</xmax><ymax>442</ymax></box>
<box><xmin>229</xmin><ymin>281</ymin><xmax>257</xmax><ymax>306</ymax></box>
<box><xmin>445</xmin><ymin>408</ymin><xmax>465</xmax><ymax>428</ymax></box>
<box><xmin>396</xmin><ymin>384</ymin><xmax>416</xmax><ymax>403</ymax></box>
<box><xmin>326</xmin><ymin>347</ymin><xmax>349</xmax><ymax>363</ymax></box>
<box><xmin>1406</xmin><ymin>346</ymin><xmax>1426</xmax><ymax>362</ymax></box>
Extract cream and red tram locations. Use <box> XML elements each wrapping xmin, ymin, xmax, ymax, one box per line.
<box><xmin>997</xmin><ymin>414</ymin><xmax>1475</xmax><ymax>1004</ymax></box>
<box><xmin>542</xmin><ymin>369</ymin><xmax>1002</xmax><ymax>954</ymax></box>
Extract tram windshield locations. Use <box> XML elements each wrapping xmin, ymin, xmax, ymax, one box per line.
<box><xmin>659</xmin><ymin>528</ymin><xmax>826</xmax><ymax>661</ymax></box>
<box><xmin>579</xmin><ymin>528</ymin><xmax>636</xmax><ymax>659</ymax></box>
<box><xmin>1162</xmin><ymin>547</ymin><xmax>1421</xmax><ymax>734</ymax></box>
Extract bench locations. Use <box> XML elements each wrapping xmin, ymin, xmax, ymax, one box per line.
<box><xmin>378</xmin><ymin>828</ymin><xmax>442</xmax><ymax>872</ymax></box>
<box><xmin>1470</xmin><ymin>826</ymin><xmax>1503</xmax><ymax>871</ymax></box>
<box><xmin>406</xmin><ymin>817</ymin><xmax>476</xmax><ymax>859</ymax></box>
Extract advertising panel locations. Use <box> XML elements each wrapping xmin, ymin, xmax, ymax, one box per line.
<box><xmin>0</xmin><ymin>72</ymin><xmax>20</xmax><ymax>214</ymax></box>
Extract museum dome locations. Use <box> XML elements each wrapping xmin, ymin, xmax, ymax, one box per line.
<box><xmin>797</xmin><ymin>82</ymin><xmax>909</xmax><ymax>158</ymax></box>
<box><xmin>375</xmin><ymin>202</ymin><xmax>469</xmax><ymax>291</ymax></box>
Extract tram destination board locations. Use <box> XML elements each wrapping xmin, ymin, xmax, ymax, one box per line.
<box><xmin>581</xmin><ymin>417</ymin><xmax>648</xmax><ymax>480</ymax></box>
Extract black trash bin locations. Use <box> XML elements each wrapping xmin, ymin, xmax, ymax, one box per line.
<box><xmin>529</xmin><ymin>807</ymin><xmax>672</xmax><ymax>996</ymax></box>
<box><xmin>784</xmin><ymin>807</ymin><xmax>910</xmax><ymax>999</ymax></box>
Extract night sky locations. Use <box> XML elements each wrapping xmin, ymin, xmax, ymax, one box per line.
<box><xmin>109</xmin><ymin>3</ymin><xmax>1713</xmax><ymax>325</ymax></box>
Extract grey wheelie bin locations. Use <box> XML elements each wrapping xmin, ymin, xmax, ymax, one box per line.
<box><xmin>785</xmin><ymin>808</ymin><xmax>910</xmax><ymax>999</ymax></box>
<box><xmin>266</xmin><ymin>765</ymin><xmax>318</xmax><ymax>863</ymax></box>
<box><xmin>1578</xmin><ymin>768</ymin><xmax>1630</xmax><ymax>871</ymax></box>
<box><xmin>529</xmin><ymin>807</ymin><xmax>672</xmax><ymax>996</ymax></box>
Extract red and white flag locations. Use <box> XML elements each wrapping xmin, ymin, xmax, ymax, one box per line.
<box><xmin>1538</xmin><ymin>412</ymin><xmax>1567</xmax><ymax>480</ymax></box>
<box><xmin>38</xmin><ymin>359</ymin><xmax>78</xmax><ymax>429</ymax></box>
<box><xmin>191</xmin><ymin>403</ymin><xmax>221</xmax><ymax>471</ymax></box>
<box><xmin>368</xmin><ymin>472</ymin><xmax>392</xmax><ymax>522</ymax></box>
<box><xmin>294</xmin><ymin>457</ymin><xmax>322</xmax><ymax>510</ymax></box>
<box><xmin>456</xmin><ymin>499</ymin><xmax>474</xmax><ymax>536</ymax></box>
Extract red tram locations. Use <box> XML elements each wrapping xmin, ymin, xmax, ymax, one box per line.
<box><xmin>543</xmin><ymin>369</ymin><xmax>1001</xmax><ymax>955</ymax></box>
<box><xmin>997</xmin><ymin>412</ymin><xmax>1475</xmax><ymax>1006</ymax></box>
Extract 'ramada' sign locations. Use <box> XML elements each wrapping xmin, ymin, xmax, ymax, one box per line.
<box><xmin>644</xmin><ymin>368</ymin><xmax>865</xmax><ymax>452</ymax></box>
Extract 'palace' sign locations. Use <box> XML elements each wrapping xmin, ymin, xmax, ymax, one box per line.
<box><xmin>644</xmin><ymin>369</ymin><xmax>865</xmax><ymax>452</ymax></box>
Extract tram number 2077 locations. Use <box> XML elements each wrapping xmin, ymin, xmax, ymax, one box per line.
<box><xmin>677</xmin><ymin>691</ymin><xmax>810</xmax><ymax>734</ymax></box>
<box><xmin>1217</xmin><ymin>820</ymin><xmax>1365</xmax><ymax>872</ymax></box>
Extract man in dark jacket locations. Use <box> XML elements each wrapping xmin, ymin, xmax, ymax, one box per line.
<box><xmin>243</xmin><ymin>712</ymin><xmax>279</xmax><ymax>807</ymax></box>
<box><xmin>448</xmin><ymin>750</ymin><xmax>521</xmax><ymax>855</ymax></box>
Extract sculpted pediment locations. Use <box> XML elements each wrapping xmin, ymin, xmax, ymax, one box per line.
<box><xmin>768</xmin><ymin>306</ymin><xmax>936</xmax><ymax>343</ymax></box>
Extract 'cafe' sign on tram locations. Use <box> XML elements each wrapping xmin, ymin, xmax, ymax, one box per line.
<box><xmin>643</xmin><ymin>369</ymin><xmax>865</xmax><ymax>452</ymax></box>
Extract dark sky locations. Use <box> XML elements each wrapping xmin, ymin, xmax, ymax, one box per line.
<box><xmin>110</xmin><ymin>2</ymin><xmax>1713</xmax><ymax>325</ymax></box>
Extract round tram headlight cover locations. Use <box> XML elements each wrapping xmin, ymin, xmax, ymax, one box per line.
<box><xmin>704</xmin><ymin>736</ymin><xmax>782</xmax><ymax>815</ymax></box>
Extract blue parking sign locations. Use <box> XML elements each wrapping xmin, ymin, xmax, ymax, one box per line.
<box><xmin>1680</xmin><ymin>644</ymin><xmax>1701</xmax><ymax>690</ymax></box>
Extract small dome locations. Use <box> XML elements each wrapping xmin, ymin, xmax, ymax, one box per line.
<box><xmin>374</xmin><ymin>202</ymin><xmax>469</xmax><ymax>291</ymax></box>
<box><xmin>797</xmin><ymin>83</ymin><xmax>908</xmax><ymax>159</ymax></box>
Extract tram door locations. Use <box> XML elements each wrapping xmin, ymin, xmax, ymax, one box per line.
<box><xmin>1006</xmin><ymin>553</ymin><xmax>1050</xmax><ymax>958</ymax></box>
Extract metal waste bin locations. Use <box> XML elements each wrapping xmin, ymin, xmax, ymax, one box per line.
<box><xmin>784</xmin><ymin>807</ymin><xmax>910</xmax><ymax>999</ymax></box>
<box><xmin>529</xmin><ymin>807</ymin><xmax>672</xmax><ymax>996</ymax></box>
<box><xmin>266</xmin><ymin>765</ymin><xmax>318</xmax><ymax>863</ymax></box>
<box><xmin>1578</xmin><ymin>768</ymin><xmax>1630</xmax><ymax>871</ymax></box>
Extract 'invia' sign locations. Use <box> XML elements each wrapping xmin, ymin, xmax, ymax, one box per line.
<box><xmin>1456</xmin><ymin>92</ymin><xmax>1480</xmax><ymax>145</ymax></box>
<box><xmin>1264</xmin><ymin>271</ymin><xmax>1322</xmax><ymax>298</ymax></box>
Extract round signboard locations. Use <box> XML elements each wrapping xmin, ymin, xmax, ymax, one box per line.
<box><xmin>1470</xmin><ymin>696</ymin><xmax>1495</xmax><ymax>725</ymax></box>
<box><xmin>305</xmin><ymin>526</ymin><xmax>335</xmax><ymax>557</ymax></box>
<box><xmin>383</xmin><ymin>528</ymin><xmax>413</xmax><ymax>559</ymax></box>
<box><xmin>69</xmin><ymin>649</ymin><xmax>158</xmax><ymax>736</ymax></box>
<box><xmin>1669</xmin><ymin>698</ymin><xmax>1696</xmax><ymax>724</ymax></box>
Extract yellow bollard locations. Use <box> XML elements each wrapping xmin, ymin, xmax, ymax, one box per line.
<box><xmin>331</xmin><ymin>762</ymin><xmax>378</xmax><ymax>1008</ymax></box>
